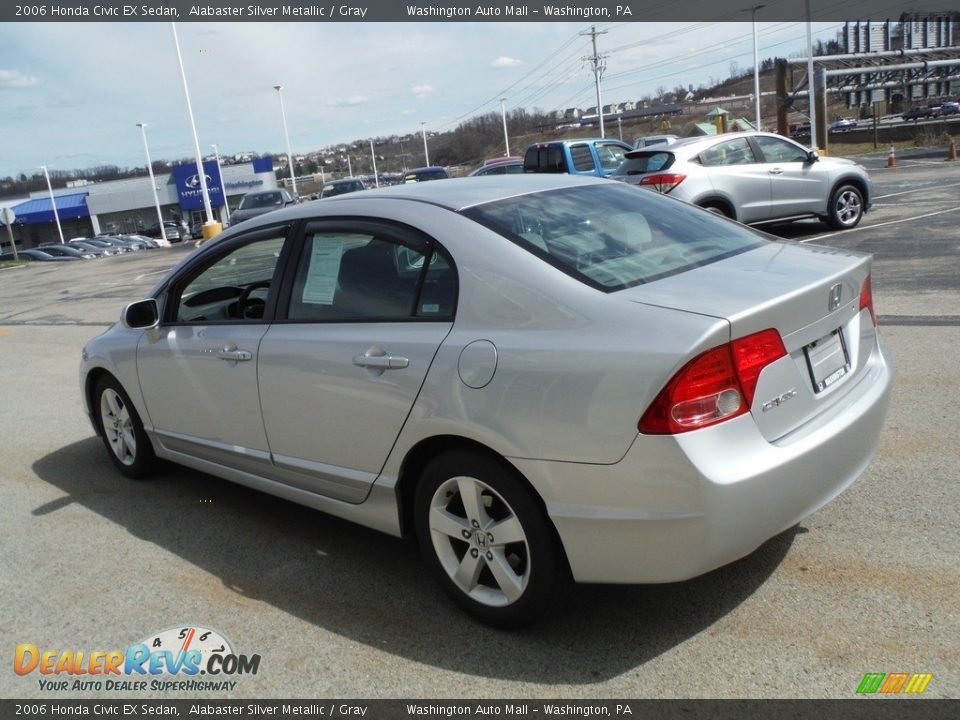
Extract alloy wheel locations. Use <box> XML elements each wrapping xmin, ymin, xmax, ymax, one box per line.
<box><xmin>100</xmin><ymin>388</ymin><xmax>137</xmax><ymax>466</ymax></box>
<box><xmin>427</xmin><ymin>475</ymin><xmax>530</xmax><ymax>607</ymax></box>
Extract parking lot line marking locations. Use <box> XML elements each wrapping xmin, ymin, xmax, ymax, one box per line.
<box><xmin>874</xmin><ymin>181</ymin><xmax>960</xmax><ymax>200</ymax></box>
<box><xmin>798</xmin><ymin>206</ymin><xmax>960</xmax><ymax>243</ymax></box>
<box><xmin>134</xmin><ymin>269</ymin><xmax>170</xmax><ymax>281</ymax></box>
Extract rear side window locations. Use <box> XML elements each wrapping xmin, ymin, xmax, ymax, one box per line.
<box><xmin>463</xmin><ymin>184</ymin><xmax>766</xmax><ymax>292</ymax></box>
<box><xmin>617</xmin><ymin>151</ymin><xmax>674</xmax><ymax>175</ymax></box>
<box><xmin>570</xmin><ymin>144</ymin><xmax>595</xmax><ymax>172</ymax></box>
<box><xmin>287</xmin><ymin>230</ymin><xmax>456</xmax><ymax>321</ymax></box>
<box><xmin>698</xmin><ymin>138</ymin><xmax>757</xmax><ymax>167</ymax></box>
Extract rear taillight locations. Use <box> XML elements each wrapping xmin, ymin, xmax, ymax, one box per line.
<box><xmin>638</xmin><ymin>173</ymin><xmax>686</xmax><ymax>194</ymax></box>
<box><xmin>639</xmin><ymin>329</ymin><xmax>787</xmax><ymax>435</ymax></box>
<box><xmin>731</xmin><ymin>329</ymin><xmax>787</xmax><ymax>406</ymax></box>
<box><xmin>859</xmin><ymin>275</ymin><xmax>876</xmax><ymax>326</ymax></box>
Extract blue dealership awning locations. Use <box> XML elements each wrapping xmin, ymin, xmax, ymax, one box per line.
<box><xmin>12</xmin><ymin>192</ymin><xmax>90</xmax><ymax>224</ymax></box>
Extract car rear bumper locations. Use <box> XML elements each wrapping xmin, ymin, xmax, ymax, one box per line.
<box><xmin>511</xmin><ymin>337</ymin><xmax>893</xmax><ymax>584</ymax></box>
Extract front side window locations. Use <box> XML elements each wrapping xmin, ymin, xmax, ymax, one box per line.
<box><xmin>754</xmin><ymin>136</ymin><xmax>809</xmax><ymax>163</ymax></box>
<box><xmin>172</xmin><ymin>233</ymin><xmax>287</xmax><ymax>323</ymax></box>
<box><xmin>463</xmin><ymin>184</ymin><xmax>766</xmax><ymax>292</ymax></box>
<box><xmin>287</xmin><ymin>229</ymin><xmax>456</xmax><ymax>321</ymax></box>
<box><xmin>596</xmin><ymin>142</ymin><xmax>629</xmax><ymax>172</ymax></box>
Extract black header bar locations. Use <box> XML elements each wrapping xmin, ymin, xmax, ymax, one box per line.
<box><xmin>3</xmin><ymin>0</ymin><xmax>958</xmax><ymax>23</ymax></box>
<box><xmin>1</xmin><ymin>699</ymin><xmax>955</xmax><ymax>720</ymax></box>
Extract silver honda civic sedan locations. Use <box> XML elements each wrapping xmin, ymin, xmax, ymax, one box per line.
<box><xmin>80</xmin><ymin>175</ymin><xmax>893</xmax><ymax>628</ymax></box>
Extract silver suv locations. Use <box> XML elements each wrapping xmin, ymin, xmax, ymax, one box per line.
<box><xmin>612</xmin><ymin>132</ymin><xmax>872</xmax><ymax>229</ymax></box>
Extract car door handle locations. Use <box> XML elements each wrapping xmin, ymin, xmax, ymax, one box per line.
<box><xmin>352</xmin><ymin>353</ymin><xmax>409</xmax><ymax>369</ymax></box>
<box><xmin>768</xmin><ymin>168</ymin><xmax>784</xmax><ymax>175</ymax></box>
<box><xmin>218</xmin><ymin>346</ymin><xmax>252</xmax><ymax>362</ymax></box>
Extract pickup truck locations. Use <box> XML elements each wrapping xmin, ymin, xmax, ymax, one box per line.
<box><xmin>523</xmin><ymin>138</ymin><xmax>633</xmax><ymax>177</ymax></box>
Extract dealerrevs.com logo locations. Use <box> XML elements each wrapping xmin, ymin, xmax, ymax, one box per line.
<box><xmin>856</xmin><ymin>673</ymin><xmax>934</xmax><ymax>696</ymax></box>
<box><xmin>14</xmin><ymin>626</ymin><xmax>261</xmax><ymax>693</ymax></box>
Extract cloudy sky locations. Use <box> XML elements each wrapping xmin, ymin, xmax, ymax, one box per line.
<box><xmin>0</xmin><ymin>20</ymin><xmax>844</xmax><ymax>178</ymax></box>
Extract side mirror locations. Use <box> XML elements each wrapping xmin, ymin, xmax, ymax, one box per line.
<box><xmin>807</xmin><ymin>150</ymin><xmax>820</xmax><ymax>163</ymax></box>
<box><xmin>122</xmin><ymin>298</ymin><xmax>159</xmax><ymax>330</ymax></box>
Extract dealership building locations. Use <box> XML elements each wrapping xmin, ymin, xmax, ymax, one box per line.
<box><xmin>1</xmin><ymin>157</ymin><xmax>277</xmax><ymax>249</ymax></box>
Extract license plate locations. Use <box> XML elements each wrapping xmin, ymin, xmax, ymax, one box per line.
<box><xmin>804</xmin><ymin>329</ymin><xmax>850</xmax><ymax>393</ymax></box>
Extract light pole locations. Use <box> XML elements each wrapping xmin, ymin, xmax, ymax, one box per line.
<box><xmin>211</xmin><ymin>143</ymin><xmax>230</xmax><ymax>223</ymax></box>
<box><xmin>39</xmin><ymin>165</ymin><xmax>64</xmax><ymax>244</ymax></box>
<box><xmin>170</xmin><ymin>22</ymin><xmax>215</xmax><ymax>232</ymax></box>
<box><xmin>274</xmin><ymin>85</ymin><xmax>298</xmax><ymax>199</ymax></box>
<box><xmin>499</xmin><ymin>98</ymin><xmax>511</xmax><ymax>156</ymax></box>
<box><xmin>746</xmin><ymin>4</ymin><xmax>766</xmax><ymax>131</ymax></box>
<box><xmin>137</xmin><ymin>123</ymin><xmax>167</xmax><ymax>244</ymax></box>
<box><xmin>369</xmin><ymin>140</ymin><xmax>379</xmax><ymax>188</ymax></box>
<box><xmin>420</xmin><ymin>122</ymin><xmax>430</xmax><ymax>167</ymax></box>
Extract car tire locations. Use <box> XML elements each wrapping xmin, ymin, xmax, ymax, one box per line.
<box><xmin>827</xmin><ymin>184</ymin><xmax>864</xmax><ymax>230</ymax></box>
<box><xmin>414</xmin><ymin>450</ymin><xmax>567</xmax><ymax>629</ymax></box>
<box><xmin>700</xmin><ymin>202</ymin><xmax>733</xmax><ymax>219</ymax></box>
<box><xmin>94</xmin><ymin>375</ymin><xmax>158</xmax><ymax>479</ymax></box>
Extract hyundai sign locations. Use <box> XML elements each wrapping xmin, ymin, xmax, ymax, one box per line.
<box><xmin>172</xmin><ymin>161</ymin><xmax>224</xmax><ymax>210</ymax></box>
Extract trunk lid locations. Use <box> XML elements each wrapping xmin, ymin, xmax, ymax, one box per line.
<box><xmin>620</xmin><ymin>241</ymin><xmax>877</xmax><ymax>441</ymax></box>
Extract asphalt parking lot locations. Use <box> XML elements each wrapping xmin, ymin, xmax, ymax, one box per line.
<box><xmin>1</xmin><ymin>151</ymin><xmax>957</xmax><ymax>700</ymax></box>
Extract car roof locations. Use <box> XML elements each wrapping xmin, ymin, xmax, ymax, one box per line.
<box><xmin>225</xmin><ymin>174</ymin><xmax>615</xmax><ymax>234</ymax></box>
<box><xmin>480</xmin><ymin>155</ymin><xmax>523</xmax><ymax>166</ymax></box>
<box><xmin>624</xmin><ymin>132</ymin><xmax>800</xmax><ymax>158</ymax></box>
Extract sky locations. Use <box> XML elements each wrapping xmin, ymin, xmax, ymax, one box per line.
<box><xmin>0</xmin><ymin>19</ymin><xmax>846</xmax><ymax>179</ymax></box>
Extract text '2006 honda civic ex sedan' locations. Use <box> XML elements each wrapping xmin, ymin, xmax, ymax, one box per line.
<box><xmin>80</xmin><ymin>175</ymin><xmax>893</xmax><ymax>628</ymax></box>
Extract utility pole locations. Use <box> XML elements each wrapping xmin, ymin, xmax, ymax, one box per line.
<box><xmin>581</xmin><ymin>25</ymin><xmax>608</xmax><ymax>138</ymax></box>
<box><xmin>804</xmin><ymin>0</ymin><xmax>818</xmax><ymax>152</ymax></box>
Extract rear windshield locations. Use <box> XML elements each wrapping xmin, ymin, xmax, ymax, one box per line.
<box><xmin>616</xmin><ymin>151</ymin><xmax>674</xmax><ymax>175</ymax></box>
<box><xmin>463</xmin><ymin>183</ymin><xmax>766</xmax><ymax>292</ymax></box>
<box><xmin>404</xmin><ymin>169</ymin><xmax>448</xmax><ymax>183</ymax></box>
<box><xmin>524</xmin><ymin>145</ymin><xmax>566</xmax><ymax>173</ymax></box>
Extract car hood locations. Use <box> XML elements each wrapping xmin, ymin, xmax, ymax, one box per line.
<box><xmin>817</xmin><ymin>156</ymin><xmax>860</xmax><ymax>169</ymax></box>
<box><xmin>230</xmin><ymin>206</ymin><xmax>280</xmax><ymax>224</ymax></box>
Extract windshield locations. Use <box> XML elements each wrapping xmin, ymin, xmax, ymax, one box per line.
<box><xmin>616</xmin><ymin>151</ymin><xmax>674</xmax><ymax>175</ymax></box>
<box><xmin>320</xmin><ymin>182</ymin><xmax>359</xmax><ymax>198</ymax></box>
<box><xmin>238</xmin><ymin>192</ymin><xmax>283</xmax><ymax>210</ymax></box>
<box><xmin>463</xmin><ymin>184</ymin><xmax>766</xmax><ymax>292</ymax></box>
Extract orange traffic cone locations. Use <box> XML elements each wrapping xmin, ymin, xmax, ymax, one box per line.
<box><xmin>948</xmin><ymin>142</ymin><xmax>958</xmax><ymax>161</ymax></box>
<box><xmin>887</xmin><ymin>145</ymin><xmax>897</xmax><ymax>168</ymax></box>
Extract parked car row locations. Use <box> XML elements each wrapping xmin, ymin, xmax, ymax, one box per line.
<box><xmin>2</xmin><ymin>248</ymin><xmax>84</xmax><ymax>262</ymax></box>
<box><xmin>2</xmin><ymin>234</ymin><xmax>170</xmax><ymax>263</ymax></box>
<box><xmin>218</xmin><ymin>130</ymin><xmax>873</xmax><ymax>241</ymax></box>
